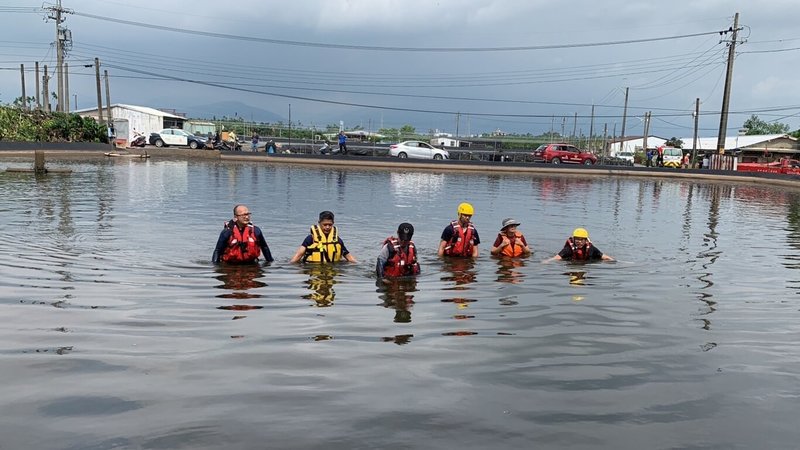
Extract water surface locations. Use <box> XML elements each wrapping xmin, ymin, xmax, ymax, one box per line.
<box><xmin>1</xmin><ymin>158</ymin><xmax>799</xmax><ymax>449</ymax></box>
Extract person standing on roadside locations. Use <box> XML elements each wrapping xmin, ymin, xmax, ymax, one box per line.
<box><xmin>251</xmin><ymin>132</ymin><xmax>259</xmax><ymax>152</ymax></box>
<box><xmin>338</xmin><ymin>131</ymin><xmax>348</xmax><ymax>155</ymax></box>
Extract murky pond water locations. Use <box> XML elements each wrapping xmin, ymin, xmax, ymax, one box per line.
<box><xmin>1</xmin><ymin>158</ymin><xmax>799</xmax><ymax>449</ymax></box>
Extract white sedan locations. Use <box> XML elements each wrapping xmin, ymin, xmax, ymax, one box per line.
<box><xmin>389</xmin><ymin>141</ymin><xmax>449</xmax><ymax>160</ymax></box>
<box><xmin>149</xmin><ymin>129</ymin><xmax>206</xmax><ymax>149</ymax></box>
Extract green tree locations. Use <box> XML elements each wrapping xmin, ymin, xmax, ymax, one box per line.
<box><xmin>664</xmin><ymin>137</ymin><xmax>684</xmax><ymax>148</ymax></box>
<box><xmin>399</xmin><ymin>124</ymin><xmax>416</xmax><ymax>134</ymax></box>
<box><xmin>742</xmin><ymin>115</ymin><xmax>790</xmax><ymax>135</ymax></box>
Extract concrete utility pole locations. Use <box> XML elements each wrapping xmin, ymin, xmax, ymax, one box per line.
<box><xmin>104</xmin><ymin>70</ymin><xmax>112</xmax><ymax>123</ymax></box>
<box><xmin>602</xmin><ymin>124</ymin><xmax>608</xmax><ymax>156</ymax></box>
<box><xmin>717</xmin><ymin>12</ymin><xmax>741</xmax><ymax>154</ymax></box>
<box><xmin>572</xmin><ymin>112</ymin><xmax>578</xmax><ymax>141</ymax></box>
<box><xmin>64</xmin><ymin>62</ymin><xmax>70</xmax><ymax>112</ymax></box>
<box><xmin>35</xmin><ymin>62</ymin><xmax>40</xmax><ymax>109</ymax></box>
<box><xmin>94</xmin><ymin>58</ymin><xmax>103</xmax><ymax>123</ymax></box>
<box><xmin>692</xmin><ymin>98</ymin><xmax>700</xmax><ymax>166</ymax></box>
<box><xmin>642</xmin><ymin>112</ymin><xmax>651</xmax><ymax>157</ymax></box>
<box><xmin>589</xmin><ymin>104</ymin><xmax>595</xmax><ymax>150</ymax></box>
<box><xmin>619</xmin><ymin>87</ymin><xmax>629</xmax><ymax>147</ymax></box>
<box><xmin>20</xmin><ymin>64</ymin><xmax>27</xmax><ymax>110</ymax></box>
<box><xmin>43</xmin><ymin>65</ymin><xmax>50</xmax><ymax>112</ymax></box>
<box><xmin>45</xmin><ymin>0</ymin><xmax>72</xmax><ymax>112</ymax></box>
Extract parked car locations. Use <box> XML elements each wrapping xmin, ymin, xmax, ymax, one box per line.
<box><xmin>599</xmin><ymin>155</ymin><xmax>634</xmax><ymax>167</ymax></box>
<box><xmin>389</xmin><ymin>141</ymin><xmax>449</xmax><ymax>160</ymax></box>
<box><xmin>616</xmin><ymin>151</ymin><xmax>635</xmax><ymax>164</ymax></box>
<box><xmin>149</xmin><ymin>129</ymin><xmax>207</xmax><ymax>149</ymax></box>
<box><xmin>531</xmin><ymin>143</ymin><xmax>597</xmax><ymax>165</ymax></box>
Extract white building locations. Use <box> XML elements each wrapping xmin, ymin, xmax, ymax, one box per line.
<box><xmin>75</xmin><ymin>104</ymin><xmax>185</xmax><ymax>145</ymax></box>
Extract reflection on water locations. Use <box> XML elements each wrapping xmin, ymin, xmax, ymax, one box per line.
<box><xmin>2</xmin><ymin>159</ymin><xmax>800</xmax><ymax>449</ymax></box>
<box><xmin>494</xmin><ymin>257</ymin><xmax>527</xmax><ymax>284</ymax></box>
<box><xmin>302</xmin><ymin>264</ymin><xmax>340</xmax><ymax>307</ymax></box>
<box><xmin>376</xmin><ymin>277</ymin><xmax>417</xmax><ymax>325</ymax></box>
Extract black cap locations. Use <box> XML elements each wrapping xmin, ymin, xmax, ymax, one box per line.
<box><xmin>397</xmin><ymin>222</ymin><xmax>414</xmax><ymax>241</ymax></box>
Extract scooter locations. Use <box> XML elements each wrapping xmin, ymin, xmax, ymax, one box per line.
<box><xmin>130</xmin><ymin>131</ymin><xmax>147</xmax><ymax>148</ymax></box>
<box><xmin>319</xmin><ymin>142</ymin><xmax>340</xmax><ymax>155</ymax></box>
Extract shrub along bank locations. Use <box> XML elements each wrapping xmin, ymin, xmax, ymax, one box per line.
<box><xmin>0</xmin><ymin>106</ymin><xmax>107</xmax><ymax>143</ymax></box>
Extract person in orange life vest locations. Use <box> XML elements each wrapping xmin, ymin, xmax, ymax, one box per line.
<box><xmin>289</xmin><ymin>210</ymin><xmax>357</xmax><ymax>263</ymax></box>
<box><xmin>212</xmin><ymin>204</ymin><xmax>273</xmax><ymax>264</ymax></box>
<box><xmin>377</xmin><ymin>222</ymin><xmax>421</xmax><ymax>278</ymax></box>
<box><xmin>545</xmin><ymin>227</ymin><xmax>614</xmax><ymax>262</ymax></box>
<box><xmin>490</xmin><ymin>218</ymin><xmax>531</xmax><ymax>257</ymax></box>
<box><xmin>438</xmin><ymin>202</ymin><xmax>480</xmax><ymax>258</ymax></box>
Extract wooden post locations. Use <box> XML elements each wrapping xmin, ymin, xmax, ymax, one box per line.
<box><xmin>34</xmin><ymin>151</ymin><xmax>46</xmax><ymax>174</ymax></box>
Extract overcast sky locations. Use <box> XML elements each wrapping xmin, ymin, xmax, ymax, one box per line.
<box><xmin>1</xmin><ymin>0</ymin><xmax>798</xmax><ymax>138</ymax></box>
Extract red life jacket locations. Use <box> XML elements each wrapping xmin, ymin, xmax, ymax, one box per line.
<box><xmin>444</xmin><ymin>220</ymin><xmax>475</xmax><ymax>257</ymax></box>
<box><xmin>221</xmin><ymin>223</ymin><xmax>261</xmax><ymax>263</ymax></box>
<box><xmin>565</xmin><ymin>237</ymin><xmax>593</xmax><ymax>261</ymax></box>
<box><xmin>383</xmin><ymin>237</ymin><xmax>420</xmax><ymax>277</ymax></box>
<box><xmin>498</xmin><ymin>231</ymin><xmax>526</xmax><ymax>257</ymax></box>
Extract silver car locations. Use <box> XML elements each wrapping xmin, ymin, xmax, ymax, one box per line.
<box><xmin>389</xmin><ymin>141</ymin><xmax>449</xmax><ymax>160</ymax></box>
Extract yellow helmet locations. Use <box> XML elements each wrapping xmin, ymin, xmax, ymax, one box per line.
<box><xmin>572</xmin><ymin>228</ymin><xmax>589</xmax><ymax>239</ymax></box>
<box><xmin>457</xmin><ymin>202</ymin><xmax>474</xmax><ymax>216</ymax></box>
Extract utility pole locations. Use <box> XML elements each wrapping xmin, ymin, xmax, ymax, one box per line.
<box><xmin>602</xmin><ymin>124</ymin><xmax>608</xmax><ymax>157</ymax></box>
<box><xmin>45</xmin><ymin>0</ymin><xmax>71</xmax><ymax>112</ymax></box>
<box><xmin>572</xmin><ymin>112</ymin><xmax>578</xmax><ymax>142</ymax></box>
<box><xmin>64</xmin><ymin>62</ymin><xmax>70</xmax><ymax>112</ymax></box>
<box><xmin>692</xmin><ymin>98</ymin><xmax>700</xmax><ymax>166</ymax></box>
<box><xmin>589</xmin><ymin>104</ymin><xmax>595</xmax><ymax>150</ymax></box>
<box><xmin>94</xmin><ymin>58</ymin><xmax>103</xmax><ymax>123</ymax></box>
<box><xmin>20</xmin><ymin>64</ymin><xmax>27</xmax><ymax>110</ymax></box>
<box><xmin>619</xmin><ymin>87</ymin><xmax>629</xmax><ymax>149</ymax></box>
<box><xmin>43</xmin><ymin>65</ymin><xmax>50</xmax><ymax>112</ymax></box>
<box><xmin>288</xmin><ymin>103</ymin><xmax>291</xmax><ymax>150</ymax></box>
<box><xmin>717</xmin><ymin>12</ymin><xmax>741</xmax><ymax>154</ymax></box>
<box><xmin>104</xmin><ymin>70</ymin><xmax>112</xmax><ymax>123</ymax></box>
<box><xmin>455</xmin><ymin>112</ymin><xmax>460</xmax><ymax>138</ymax></box>
<box><xmin>642</xmin><ymin>112</ymin><xmax>651</xmax><ymax>159</ymax></box>
<box><xmin>35</xmin><ymin>62</ymin><xmax>40</xmax><ymax>109</ymax></box>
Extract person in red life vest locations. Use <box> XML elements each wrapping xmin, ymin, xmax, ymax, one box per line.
<box><xmin>377</xmin><ymin>222</ymin><xmax>421</xmax><ymax>278</ymax></box>
<box><xmin>212</xmin><ymin>204</ymin><xmax>274</xmax><ymax>264</ymax></box>
<box><xmin>545</xmin><ymin>227</ymin><xmax>614</xmax><ymax>262</ymax></box>
<box><xmin>656</xmin><ymin>145</ymin><xmax>665</xmax><ymax>167</ymax></box>
<box><xmin>438</xmin><ymin>202</ymin><xmax>480</xmax><ymax>258</ymax></box>
<box><xmin>490</xmin><ymin>218</ymin><xmax>532</xmax><ymax>257</ymax></box>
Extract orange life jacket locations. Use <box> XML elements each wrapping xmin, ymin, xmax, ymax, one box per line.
<box><xmin>498</xmin><ymin>231</ymin><xmax>526</xmax><ymax>257</ymax></box>
<box><xmin>444</xmin><ymin>220</ymin><xmax>475</xmax><ymax>257</ymax></box>
<box><xmin>221</xmin><ymin>223</ymin><xmax>261</xmax><ymax>263</ymax></box>
<box><xmin>382</xmin><ymin>237</ymin><xmax>420</xmax><ymax>277</ymax></box>
<box><xmin>565</xmin><ymin>237</ymin><xmax>593</xmax><ymax>261</ymax></box>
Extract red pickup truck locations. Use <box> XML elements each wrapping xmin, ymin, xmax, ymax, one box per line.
<box><xmin>737</xmin><ymin>158</ymin><xmax>800</xmax><ymax>175</ymax></box>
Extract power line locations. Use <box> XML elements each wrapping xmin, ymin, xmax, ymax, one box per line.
<box><xmin>72</xmin><ymin>11</ymin><xmax>730</xmax><ymax>53</ymax></box>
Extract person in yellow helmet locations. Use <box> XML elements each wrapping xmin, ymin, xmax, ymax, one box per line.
<box><xmin>438</xmin><ymin>202</ymin><xmax>480</xmax><ymax>257</ymax></box>
<box><xmin>289</xmin><ymin>211</ymin><xmax>357</xmax><ymax>263</ymax></box>
<box><xmin>546</xmin><ymin>227</ymin><xmax>614</xmax><ymax>262</ymax></box>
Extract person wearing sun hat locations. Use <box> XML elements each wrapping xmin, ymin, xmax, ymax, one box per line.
<box><xmin>546</xmin><ymin>227</ymin><xmax>614</xmax><ymax>262</ymax></box>
<box><xmin>490</xmin><ymin>218</ymin><xmax>531</xmax><ymax>257</ymax></box>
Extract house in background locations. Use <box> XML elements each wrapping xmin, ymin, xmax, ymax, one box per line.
<box><xmin>75</xmin><ymin>104</ymin><xmax>185</xmax><ymax>145</ymax></box>
<box><xmin>685</xmin><ymin>134</ymin><xmax>798</xmax><ymax>162</ymax></box>
<box><xmin>607</xmin><ymin>134</ymin><xmax>799</xmax><ymax>163</ymax></box>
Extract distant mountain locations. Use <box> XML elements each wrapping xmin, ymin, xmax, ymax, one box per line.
<box><xmin>180</xmin><ymin>101</ymin><xmax>285</xmax><ymax>123</ymax></box>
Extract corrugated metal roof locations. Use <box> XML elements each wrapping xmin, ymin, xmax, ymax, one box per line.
<box><xmin>74</xmin><ymin>103</ymin><xmax>184</xmax><ymax>119</ymax></box>
<box><xmin>680</xmin><ymin>134</ymin><xmax>795</xmax><ymax>150</ymax></box>
<box><xmin>615</xmin><ymin>134</ymin><xmax>796</xmax><ymax>150</ymax></box>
